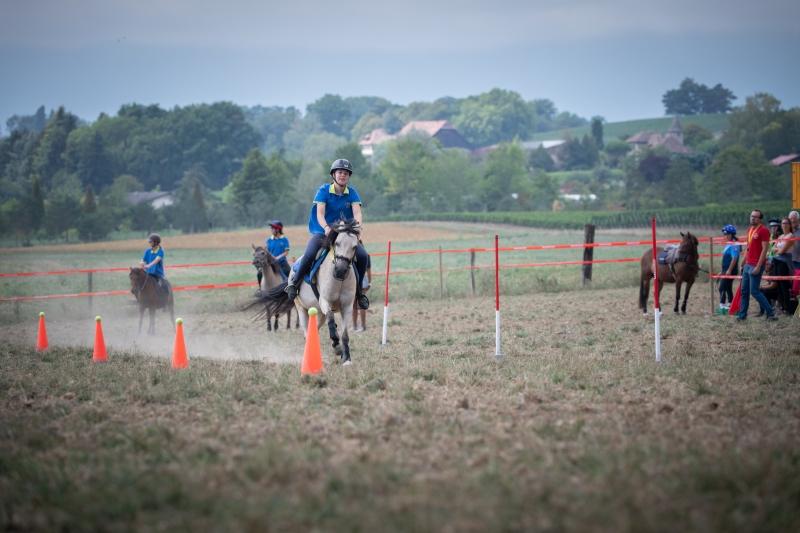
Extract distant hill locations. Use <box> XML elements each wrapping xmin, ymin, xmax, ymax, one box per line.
<box><xmin>529</xmin><ymin>113</ymin><xmax>730</xmax><ymax>142</ymax></box>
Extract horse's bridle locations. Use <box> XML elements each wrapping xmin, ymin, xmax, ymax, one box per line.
<box><xmin>132</xmin><ymin>271</ymin><xmax>150</xmax><ymax>298</ymax></box>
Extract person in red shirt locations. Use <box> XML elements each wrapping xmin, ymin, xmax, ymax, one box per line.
<box><xmin>736</xmin><ymin>209</ymin><xmax>777</xmax><ymax>321</ymax></box>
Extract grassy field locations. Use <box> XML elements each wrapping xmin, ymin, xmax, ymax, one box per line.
<box><xmin>530</xmin><ymin>113</ymin><xmax>731</xmax><ymax>142</ymax></box>
<box><xmin>2</xmin><ymin>222</ymin><xmax>798</xmax><ymax>531</ymax></box>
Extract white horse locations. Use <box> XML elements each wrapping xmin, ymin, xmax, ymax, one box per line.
<box><xmin>257</xmin><ymin>219</ymin><xmax>360</xmax><ymax>364</ymax></box>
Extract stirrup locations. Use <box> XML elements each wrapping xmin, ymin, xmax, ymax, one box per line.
<box><xmin>357</xmin><ymin>293</ymin><xmax>369</xmax><ymax>310</ymax></box>
<box><xmin>285</xmin><ymin>284</ymin><xmax>297</xmax><ymax>300</ymax></box>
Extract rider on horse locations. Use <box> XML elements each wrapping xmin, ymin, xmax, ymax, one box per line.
<box><xmin>266</xmin><ymin>220</ymin><xmax>291</xmax><ymax>281</ymax></box>
<box><xmin>285</xmin><ymin>158</ymin><xmax>370</xmax><ymax>310</ymax></box>
<box><xmin>140</xmin><ymin>233</ymin><xmax>168</xmax><ymax>295</ymax></box>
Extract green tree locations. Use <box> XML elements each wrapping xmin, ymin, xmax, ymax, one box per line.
<box><xmin>230</xmin><ymin>149</ymin><xmax>294</xmax><ymax>225</ymax></box>
<box><xmin>453</xmin><ymin>89</ymin><xmax>535</xmax><ymax>147</ymax></box>
<box><xmin>528</xmin><ymin>145</ymin><xmax>555</xmax><ymax>172</ymax></box>
<box><xmin>482</xmin><ymin>142</ymin><xmax>528</xmax><ymax>211</ymax></box>
<box><xmin>603</xmin><ymin>140</ymin><xmax>631</xmax><ymax>168</ymax></box>
<box><xmin>32</xmin><ymin>107</ymin><xmax>79</xmax><ymax>186</ymax></box>
<box><xmin>591</xmin><ymin>116</ymin><xmax>605</xmax><ymax>149</ymax></box>
<box><xmin>306</xmin><ymin>94</ymin><xmax>351</xmax><ymax>138</ymax></box>
<box><xmin>660</xmin><ymin>157</ymin><xmax>698</xmax><ymax>207</ymax></box>
<box><xmin>662</xmin><ymin>78</ymin><xmax>736</xmax><ymax>115</ymax></box>
<box><xmin>377</xmin><ymin>136</ymin><xmax>437</xmax><ymax>212</ymax></box>
<box><xmin>682</xmin><ymin>123</ymin><xmax>713</xmax><ymax>148</ymax></box>
<box><xmin>704</xmin><ymin>145</ymin><xmax>784</xmax><ymax>203</ymax></box>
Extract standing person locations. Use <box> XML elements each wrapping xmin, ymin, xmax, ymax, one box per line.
<box><xmin>266</xmin><ymin>220</ymin><xmax>291</xmax><ymax>281</ymax></box>
<box><xmin>736</xmin><ymin>209</ymin><xmax>777</xmax><ymax>321</ymax></box>
<box><xmin>352</xmin><ymin>253</ymin><xmax>372</xmax><ymax>331</ymax></box>
<box><xmin>771</xmin><ymin>218</ymin><xmax>796</xmax><ymax>314</ymax></box>
<box><xmin>285</xmin><ymin>159</ymin><xmax>370</xmax><ymax>310</ymax></box>
<box><xmin>789</xmin><ymin>210</ymin><xmax>800</xmax><ymax>298</ymax></box>
<box><xmin>718</xmin><ymin>224</ymin><xmax>740</xmax><ymax>313</ymax></box>
<box><xmin>140</xmin><ymin>233</ymin><xmax>167</xmax><ymax>293</ymax></box>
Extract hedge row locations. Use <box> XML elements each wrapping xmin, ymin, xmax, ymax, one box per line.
<box><xmin>379</xmin><ymin>201</ymin><xmax>793</xmax><ymax>230</ymax></box>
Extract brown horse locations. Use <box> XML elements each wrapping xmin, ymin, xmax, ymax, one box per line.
<box><xmin>129</xmin><ymin>267</ymin><xmax>175</xmax><ymax>334</ymax></box>
<box><xmin>251</xmin><ymin>244</ymin><xmax>298</xmax><ymax>331</ymax></box>
<box><xmin>639</xmin><ymin>231</ymin><xmax>700</xmax><ymax>315</ymax></box>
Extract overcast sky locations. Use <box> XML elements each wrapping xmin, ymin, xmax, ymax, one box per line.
<box><xmin>2</xmin><ymin>0</ymin><xmax>799</xmax><ymax>129</ymax></box>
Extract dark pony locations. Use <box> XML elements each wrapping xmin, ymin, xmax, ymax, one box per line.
<box><xmin>250</xmin><ymin>244</ymin><xmax>298</xmax><ymax>331</ymax></box>
<box><xmin>639</xmin><ymin>231</ymin><xmax>700</xmax><ymax>314</ymax></box>
<box><xmin>129</xmin><ymin>267</ymin><xmax>175</xmax><ymax>334</ymax></box>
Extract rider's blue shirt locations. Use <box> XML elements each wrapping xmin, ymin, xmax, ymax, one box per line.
<box><xmin>266</xmin><ymin>235</ymin><xmax>290</xmax><ymax>259</ymax></box>
<box><xmin>307</xmin><ymin>183</ymin><xmax>362</xmax><ymax>235</ymax></box>
<box><xmin>721</xmin><ymin>242</ymin><xmax>740</xmax><ymax>273</ymax></box>
<box><xmin>143</xmin><ymin>247</ymin><xmax>165</xmax><ymax>278</ymax></box>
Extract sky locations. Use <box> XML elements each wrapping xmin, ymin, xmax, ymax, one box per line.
<box><xmin>1</xmin><ymin>0</ymin><xmax>799</xmax><ymax>130</ymax></box>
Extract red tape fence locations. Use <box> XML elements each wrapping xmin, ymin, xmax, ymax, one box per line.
<box><xmin>3</xmin><ymin>235</ymin><xmax>797</xmax><ymax>303</ymax></box>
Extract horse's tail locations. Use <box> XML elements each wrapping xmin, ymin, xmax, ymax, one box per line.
<box><xmin>242</xmin><ymin>281</ymin><xmax>294</xmax><ymax>320</ymax></box>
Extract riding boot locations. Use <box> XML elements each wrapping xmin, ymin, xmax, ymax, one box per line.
<box><xmin>285</xmin><ymin>263</ymin><xmax>300</xmax><ymax>300</ymax></box>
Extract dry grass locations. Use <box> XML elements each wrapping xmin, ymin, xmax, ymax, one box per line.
<box><xmin>0</xmin><ymin>221</ymin><xmax>473</xmax><ymax>254</ymax></box>
<box><xmin>1</xmin><ymin>287</ymin><xmax>799</xmax><ymax>531</ymax></box>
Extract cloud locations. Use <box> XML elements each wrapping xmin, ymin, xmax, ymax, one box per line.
<box><xmin>2</xmin><ymin>0</ymin><xmax>798</xmax><ymax>53</ymax></box>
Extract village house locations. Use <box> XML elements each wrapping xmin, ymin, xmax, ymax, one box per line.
<box><xmin>358</xmin><ymin>120</ymin><xmax>472</xmax><ymax>157</ymax></box>
<box><xmin>625</xmin><ymin>116</ymin><xmax>691</xmax><ymax>154</ymax></box>
<box><xmin>126</xmin><ymin>191</ymin><xmax>175</xmax><ymax>209</ymax></box>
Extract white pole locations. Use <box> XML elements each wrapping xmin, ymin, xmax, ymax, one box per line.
<box><xmin>495</xmin><ymin>309</ymin><xmax>503</xmax><ymax>359</ymax></box>
<box><xmin>654</xmin><ymin>308</ymin><xmax>662</xmax><ymax>363</ymax></box>
<box><xmin>381</xmin><ymin>305</ymin><xmax>389</xmax><ymax>345</ymax></box>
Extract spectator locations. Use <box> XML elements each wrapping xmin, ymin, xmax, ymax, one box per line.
<box><xmin>789</xmin><ymin>211</ymin><xmax>800</xmax><ymax>299</ymax></box>
<box><xmin>736</xmin><ymin>209</ymin><xmax>777</xmax><ymax>322</ymax></box>
<box><xmin>718</xmin><ymin>224</ymin><xmax>740</xmax><ymax>313</ymax></box>
<box><xmin>771</xmin><ymin>218</ymin><xmax>796</xmax><ymax>314</ymax></box>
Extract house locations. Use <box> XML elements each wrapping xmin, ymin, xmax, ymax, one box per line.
<box><xmin>626</xmin><ymin>116</ymin><xmax>691</xmax><ymax>154</ymax></box>
<box><xmin>358</xmin><ymin>120</ymin><xmax>472</xmax><ymax>156</ymax></box>
<box><xmin>126</xmin><ymin>191</ymin><xmax>175</xmax><ymax>209</ymax></box>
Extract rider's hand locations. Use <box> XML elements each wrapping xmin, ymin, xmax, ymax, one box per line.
<box><xmin>324</xmin><ymin>225</ymin><xmax>332</xmax><ymax>236</ymax></box>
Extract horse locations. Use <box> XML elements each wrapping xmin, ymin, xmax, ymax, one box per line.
<box><xmin>639</xmin><ymin>231</ymin><xmax>700</xmax><ymax>315</ymax></box>
<box><xmin>129</xmin><ymin>267</ymin><xmax>175</xmax><ymax>334</ymax></box>
<box><xmin>251</xmin><ymin>244</ymin><xmax>298</xmax><ymax>331</ymax></box>
<box><xmin>255</xmin><ymin>219</ymin><xmax>360</xmax><ymax>364</ymax></box>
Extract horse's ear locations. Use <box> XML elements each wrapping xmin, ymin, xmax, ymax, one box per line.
<box><xmin>251</xmin><ymin>243</ymin><xmax>256</xmax><ymax>250</ymax></box>
<box><xmin>680</xmin><ymin>232</ymin><xmax>685</xmax><ymax>237</ymax></box>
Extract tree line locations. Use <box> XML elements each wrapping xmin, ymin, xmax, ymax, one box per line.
<box><xmin>0</xmin><ymin>85</ymin><xmax>797</xmax><ymax>244</ymax></box>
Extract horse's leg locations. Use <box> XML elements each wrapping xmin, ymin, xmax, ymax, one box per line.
<box><xmin>149</xmin><ymin>307</ymin><xmax>156</xmax><ymax>335</ymax></box>
<box><xmin>639</xmin><ymin>274</ymin><xmax>650</xmax><ymax>314</ymax></box>
<box><xmin>295</xmin><ymin>308</ymin><xmax>300</xmax><ymax>329</ymax></box>
<box><xmin>267</xmin><ymin>313</ymin><xmax>273</xmax><ymax>331</ymax></box>
<box><xmin>138</xmin><ymin>305</ymin><xmax>144</xmax><ymax>334</ymax></box>
<box><xmin>285</xmin><ymin>310</ymin><xmax>291</xmax><ymax>330</ymax></box>
<box><xmin>682</xmin><ymin>279</ymin><xmax>694</xmax><ymax>314</ymax></box>
<box><xmin>341</xmin><ymin>305</ymin><xmax>354</xmax><ymax>365</ymax></box>
<box><xmin>273</xmin><ymin>313</ymin><xmax>279</xmax><ymax>331</ymax></box>
<box><xmin>674</xmin><ymin>281</ymin><xmax>682</xmax><ymax>314</ymax></box>
<box><xmin>327</xmin><ymin>315</ymin><xmax>342</xmax><ymax>357</ymax></box>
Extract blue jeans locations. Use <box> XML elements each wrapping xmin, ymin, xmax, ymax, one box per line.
<box><xmin>737</xmin><ymin>264</ymin><xmax>774</xmax><ymax>319</ymax></box>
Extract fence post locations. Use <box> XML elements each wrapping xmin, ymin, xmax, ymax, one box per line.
<box><xmin>469</xmin><ymin>249</ymin><xmax>476</xmax><ymax>296</ymax></box>
<box><xmin>582</xmin><ymin>224</ymin><xmax>595</xmax><ymax>287</ymax></box>
<box><xmin>709</xmin><ymin>237</ymin><xmax>715</xmax><ymax>316</ymax></box>
<box><xmin>438</xmin><ymin>246</ymin><xmax>444</xmax><ymax>299</ymax></box>
<box><xmin>88</xmin><ymin>271</ymin><xmax>93</xmax><ymax>312</ymax></box>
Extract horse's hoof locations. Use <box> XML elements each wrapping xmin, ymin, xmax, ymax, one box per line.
<box><xmin>334</xmin><ymin>346</ymin><xmax>343</xmax><ymax>356</ymax></box>
<box><xmin>342</xmin><ymin>358</ymin><xmax>352</xmax><ymax>366</ymax></box>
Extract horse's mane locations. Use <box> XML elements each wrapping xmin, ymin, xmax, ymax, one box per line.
<box><xmin>325</xmin><ymin>219</ymin><xmax>361</xmax><ymax>248</ymax></box>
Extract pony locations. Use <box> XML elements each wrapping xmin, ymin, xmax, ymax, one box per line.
<box><xmin>129</xmin><ymin>267</ymin><xmax>175</xmax><ymax>334</ymax></box>
<box><xmin>251</xmin><ymin>244</ymin><xmax>298</xmax><ymax>331</ymax></box>
<box><xmin>639</xmin><ymin>231</ymin><xmax>700</xmax><ymax>315</ymax></box>
<box><xmin>256</xmin><ymin>219</ymin><xmax>360</xmax><ymax>364</ymax></box>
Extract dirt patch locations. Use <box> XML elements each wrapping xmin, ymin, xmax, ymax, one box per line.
<box><xmin>1</xmin><ymin>222</ymin><xmax>473</xmax><ymax>253</ymax></box>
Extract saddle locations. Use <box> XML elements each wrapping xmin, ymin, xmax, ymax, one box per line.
<box><xmin>657</xmin><ymin>245</ymin><xmax>680</xmax><ymax>266</ymax></box>
<box><xmin>290</xmin><ymin>248</ymin><xmax>357</xmax><ymax>299</ymax></box>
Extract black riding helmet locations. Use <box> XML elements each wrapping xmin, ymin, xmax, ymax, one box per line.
<box><xmin>148</xmin><ymin>233</ymin><xmax>161</xmax><ymax>246</ymax></box>
<box><xmin>330</xmin><ymin>159</ymin><xmax>353</xmax><ymax>176</ymax></box>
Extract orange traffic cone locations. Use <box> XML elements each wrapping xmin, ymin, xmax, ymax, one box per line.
<box><xmin>172</xmin><ymin>318</ymin><xmax>189</xmax><ymax>369</ymax></box>
<box><xmin>93</xmin><ymin>316</ymin><xmax>108</xmax><ymax>362</ymax></box>
<box><xmin>36</xmin><ymin>311</ymin><xmax>49</xmax><ymax>352</ymax></box>
<box><xmin>301</xmin><ymin>307</ymin><xmax>323</xmax><ymax>375</ymax></box>
<box><xmin>728</xmin><ymin>283</ymin><xmax>742</xmax><ymax>316</ymax></box>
